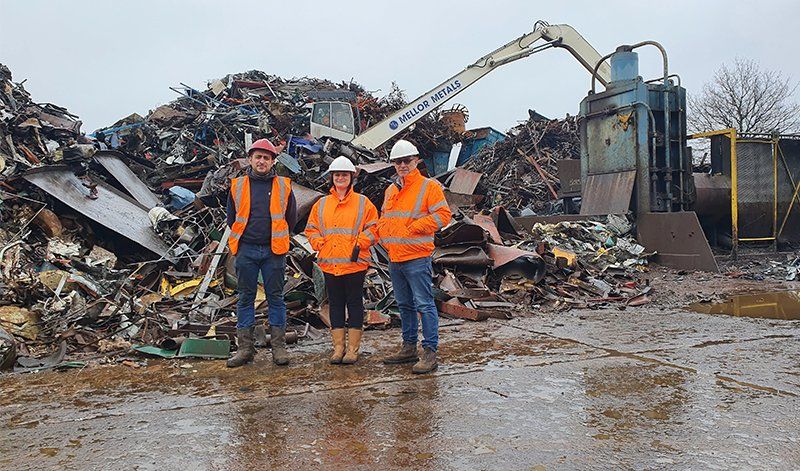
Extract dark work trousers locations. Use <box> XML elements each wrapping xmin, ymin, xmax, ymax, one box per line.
<box><xmin>323</xmin><ymin>270</ymin><xmax>367</xmax><ymax>329</ymax></box>
<box><xmin>234</xmin><ymin>243</ymin><xmax>286</xmax><ymax>329</ymax></box>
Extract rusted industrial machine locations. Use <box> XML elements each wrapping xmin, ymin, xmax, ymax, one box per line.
<box><xmin>578</xmin><ymin>43</ymin><xmax>719</xmax><ymax>271</ymax></box>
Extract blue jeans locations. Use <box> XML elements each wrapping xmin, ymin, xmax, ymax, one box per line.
<box><xmin>388</xmin><ymin>256</ymin><xmax>439</xmax><ymax>351</ymax></box>
<box><xmin>234</xmin><ymin>243</ymin><xmax>286</xmax><ymax>329</ymax></box>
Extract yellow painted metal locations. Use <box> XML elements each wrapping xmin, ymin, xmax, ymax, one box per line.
<box><xmin>729</xmin><ymin>129</ymin><xmax>739</xmax><ymax>254</ymax></box>
<box><xmin>170</xmin><ymin>278</ymin><xmax>220</xmax><ymax>298</ymax></box>
<box><xmin>688</xmin><ymin>129</ymin><xmax>786</xmax><ymax>254</ymax></box>
<box><xmin>688</xmin><ymin>128</ymin><xmax>737</xmax><ymax>139</ymax></box>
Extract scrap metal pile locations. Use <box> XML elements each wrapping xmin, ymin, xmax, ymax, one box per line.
<box><xmin>464</xmin><ymin>114</ymin><xmax>580</xmax><ymax>214</ymax></box>
<box><xmin>514</xmin><ymin>215</ymin><xmax>652</xmax><ymax>308</ymax></box>
<box><xmin>0</xmin><ymin>64</ymin><xmax>653</xmax><ymax>372</ymax></box>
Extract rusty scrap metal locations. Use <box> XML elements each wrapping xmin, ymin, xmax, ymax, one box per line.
<box><xmin>23</xmin><ymin>167</ymin><xmax>171</xmax><ymax>257</ymax></box>
<box><xmin>0</xmin><ymin>63</ymin><xmax>660</xmax><ymax>368</ymax></box>
<box><xmin>464</xmin><ymin>115</ymin><xmax>581</xmax><ymax>214</ymax></box>
<box><xmin>94</xmin><ymin>150</ymin><xmax>161</xmax><ymax>208</ymax></box>
<box><xmin>436</xmin><ymin>300</ymin><xmax>490</xmax><ymax>321</ymax></box>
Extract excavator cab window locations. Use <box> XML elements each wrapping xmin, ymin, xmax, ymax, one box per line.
<box><xmin>331</xmin><ymin>102</ymin><xmax>354</xmax><ymax>133</ymax></box>
<box><xmin>312</xmin><ymin>103</ymin><xmax>331</xmax><ymax>126</ymax></box>
<box><xmin>310</xmin><ymin>101</ymin><xmax>356</xmax><ymax>141</ymax></box>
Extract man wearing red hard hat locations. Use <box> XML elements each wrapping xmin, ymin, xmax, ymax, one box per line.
<box><xmin>226</xmin><ymin>138</ymin><xmax>297</xmax><ymax>368</ymax></box>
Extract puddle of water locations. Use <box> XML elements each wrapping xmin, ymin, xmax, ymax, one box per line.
<box><xmin>689</xmin><ymin>290</ymin><xmax>800</xmax><ymax>320</ymax></box>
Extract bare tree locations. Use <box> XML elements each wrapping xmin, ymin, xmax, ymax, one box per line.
<box><xmin>689</xmin><ymin>58</ymin><xmax>800</xmax><ymax>134</ymax></box>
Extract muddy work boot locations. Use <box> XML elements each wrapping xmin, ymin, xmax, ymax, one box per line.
<box><xmin>412</xmin><ymin>347</ymin><xmax>438</xmax><ymax>374</ymax></box>
<box><xmin>341</xmin><ymin>328</ymin><xmax>362</xmax><ymax>365</ymax></box>
<box><xmin>382</xmin><ymin>342</ymin><xmax>419</xmax><ymax>365</ymax></box>
<box><xmin>330</xmin><ymin>328</ymin><xmax>346</xmax><ymax>364</ymax></box>
<box><xmin>226</xmin><ymin>327</ymin><xmax>255</xmax><ymax>368</ymax></box>
<box><xmin>270</xmin><ymin>326</ymin><xmax>289</xmax><ymax>366</ymax></box>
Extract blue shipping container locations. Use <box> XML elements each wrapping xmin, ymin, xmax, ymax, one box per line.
<box><xmin>456</xmin><ymin>127</ymin><xmax>506</xmax><ymax>167</ymax></box>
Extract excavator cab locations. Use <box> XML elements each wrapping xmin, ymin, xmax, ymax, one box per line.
<box><xmin>310</xmin><ymin>101</ymin><xmax>356</xmax><ymax>141</ymax></box>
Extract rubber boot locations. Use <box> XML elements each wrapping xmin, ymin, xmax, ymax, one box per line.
<box><xmin>382</xmin><ymin>342</ymin><xmax>419</xmax><ymax>364</ymax></box>
<box><xmin>341</xmin><ymin>328</ymin><xmax>362</xmax><ymax>365</ymax></box>
<box><xmin>270</xmin><ymin>326</ymin><xmax>289</xmax><ymax>366</ymax></box>
<box><xmin>412</xmin><ymin>347</ymin><xmax>438</xmax><ymax>374</ymax></box>
<box><xmin>330</xmin><ymin>328</ymin><xmax>346</xmax><ymax>364</ymax></box>
<box><xmin>226</xmin><ymin>327</ymin><xmax>255</xmax><ymax>368</ymax></box>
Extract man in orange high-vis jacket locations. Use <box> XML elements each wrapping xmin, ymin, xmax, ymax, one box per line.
<box><xmin>378</xmin><ymin>140</ymin><xmax>451</xmax><ymax>374</ymax></box>
<box><xmin>305</xmin><ymin>156</ymin><xmax>379</xmax><ymax>365</ymax></box>
<box><xmin>225</xmin><ymin>138</ymin><xmax>297</xmax><ymax>368</ymax></box>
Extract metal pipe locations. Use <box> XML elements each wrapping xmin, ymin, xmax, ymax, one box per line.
<box><xmin>617</xmin><ymin>41</ymin><xmax>672</xmax><ymax>211</ymax></box>
<box><xmin>590</xmin><ymin>50</ymin><xmax>616</xmax><ymax>94</ymax></box>
<box><xmin>773</xmin><ymin>138</ymin><xmax>779</xmax><ymax>251</ymax></box>
<box><xmin>646</xmin><ymin>73</ymin><xmax>681</xmax><ymax>88</ymax></box>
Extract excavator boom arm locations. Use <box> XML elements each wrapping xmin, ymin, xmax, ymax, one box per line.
<box><xmin>350</xmin><ymin>22</ymin><xmax>611</xmax><ymax>151</ymax></box>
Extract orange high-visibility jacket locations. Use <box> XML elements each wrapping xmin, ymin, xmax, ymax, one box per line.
<box><xmin>228</xmin><ymin>175</ymin><xmax>292</xmax><ymax>255</ymax></box>
<box><xmin>305</xmin><ymin>187</ymin><xmax>379</xmax><ymax>276</ymax></box>
<box><xmin>377</xmin><ymin>169</ymin><xmax>452</xmax><ymax>263</ymax></box>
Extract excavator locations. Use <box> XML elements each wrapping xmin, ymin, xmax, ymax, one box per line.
<box><xmin>308</xmin><ymin>20</ymin><xmax>718</xmax><ymax>273</ymax></box>
<box><xmin>308</xmin><ymin>20</ymin><xmax>612</xmax><ymax>154</ymax></box>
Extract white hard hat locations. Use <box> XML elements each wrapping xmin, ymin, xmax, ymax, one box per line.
<box><xmin>328</xmin><ymin>155</ymin><xmax>356</xmax><ymax>173</ymax></box>
<box><xmin>389</xmin><ymin>139</ymin><xmax>418</xmax><ymax>160</ymax></box>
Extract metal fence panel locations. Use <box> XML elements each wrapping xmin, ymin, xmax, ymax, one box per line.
<box><xmin>735</xmin><ymin>141</ymin><xmax>775</xmax><ymax>240</ymax></box>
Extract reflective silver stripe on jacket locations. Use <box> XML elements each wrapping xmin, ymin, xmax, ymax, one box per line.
<box><xmin>317</xmin><ymin>196</ymin><xmax>328</xmax><ymax>234</ymax></box>
<box><xmin>271</xmin><ymin>177</ymin><xmax>288</xmax><ymax>217</ymax></box>
<box><xmin>352</xmin><ymin>195</ymin><xmax>366</xmax><ymax>236</ymax></box>
<box><xmin>428</xmin><ymin>200</ymin><xmax>447</xmax><ymax>212</ymax></box>
<box><xmin>412</xmin><ymin>179</ymin><xmax>430</xmax><ymax>216</ymax></box>
<box><xmin>325</xmin><ymin>228</ymin><xmax>354</xmax><ymax>235</ymax></box>
<box><xmin>382</xmin><ymin>236</ymin><xmax>434</xmax><ymax>245</ymax></box>
<box><xmin>383</xmin><ymin>210</ymin><xmax>414</xmax><ymax>219</ymax></box>
<box><xmin>318</xmin><ymin>256</ymin><xmax>371</xmax><ymax>265</ymax></box>
<box><xmin>432</xmin><ymin>213</ymin><xmax>446</xmax><ymax>229</ymax></box>
<box><xmin>382</xmin><ymin>179</ymin><xmax>431</xmax><ymax>220</ymax></box>
<box><xmin>233</xmin><ymin>178</ymin><xmax>245</xmax><ymax>210</ymax></box>
<box><xmin>318</xmin><ymin>257</ymin><xmax>357</xmax><ymax>264</ymax></box>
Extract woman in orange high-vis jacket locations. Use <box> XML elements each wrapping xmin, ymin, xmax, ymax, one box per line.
<box><xmin>305</xmin><ymin>156</ymin><xmax>378</xmax><ymax>365</ymax></box>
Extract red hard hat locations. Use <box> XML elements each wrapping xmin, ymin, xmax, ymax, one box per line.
<box><xmin>248</xmin><ymin>138</ymin><xmax>277</xmax><ymax>156</ymax></box>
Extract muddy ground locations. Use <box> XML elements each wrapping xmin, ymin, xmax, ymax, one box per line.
<box><xmin>1</xmin><ymin>260</ymin><xmax>799</xmax><ymax>470</ymax></box>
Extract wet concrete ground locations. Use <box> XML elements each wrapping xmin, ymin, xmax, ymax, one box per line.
<box><xmin>2</xmin><ymin>289</ymin><xmax>800</xmax><ymax>469</ymax></box>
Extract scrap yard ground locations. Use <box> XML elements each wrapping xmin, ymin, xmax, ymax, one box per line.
<box><xmin>2</xmin><ymin>15</ymin><xmax>800</xmax><ymax>469</ymax></box>
<box><xmin>2</xmin><ymin>263</ymin><xmax>799</xmax><ymax>470</ymax></box>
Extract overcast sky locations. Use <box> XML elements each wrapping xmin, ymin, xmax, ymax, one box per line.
<box><xmin>2</xmin><ymin>0</ymin><xmax>799</xmax><ymax>135</ymax></box>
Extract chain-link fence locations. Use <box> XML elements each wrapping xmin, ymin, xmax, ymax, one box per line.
<box><xmin>689</xmin><ymin>130</ymin><xmax>800</xmax><ymax>254</ymax></box>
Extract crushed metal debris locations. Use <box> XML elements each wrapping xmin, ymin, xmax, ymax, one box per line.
<box><xmin>0</xmin><ymin>64</ymin><xmax>655</xmax><ymax>371</ymax></box>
